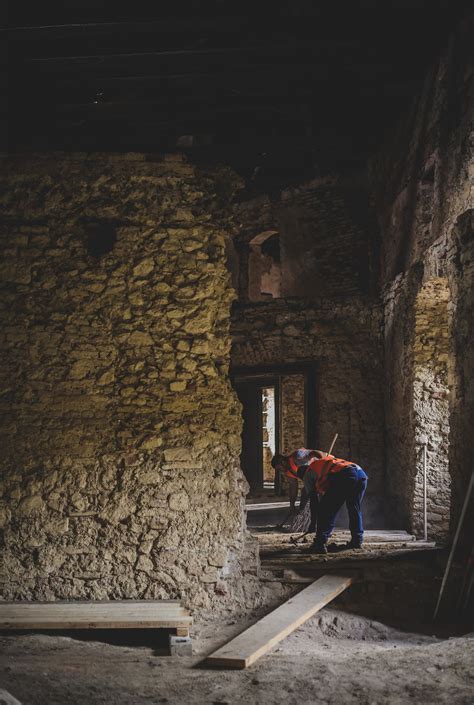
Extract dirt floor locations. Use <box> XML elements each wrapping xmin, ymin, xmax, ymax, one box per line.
<box><xmin>1</xmin><ymin>605</ymin><xmax>473</xmax><ymax>705</ymax></box>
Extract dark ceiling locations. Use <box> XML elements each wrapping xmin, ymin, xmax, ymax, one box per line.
<box><xmin>3</xmin><ymin>0</ymin><xmax>471</xmax><ymax>189</ymax></box>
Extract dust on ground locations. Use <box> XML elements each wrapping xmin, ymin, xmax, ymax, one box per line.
<box><xmin>0</xmin><ymin>607</ymin><xmax>473</xmax><ymax>705</ymax></box>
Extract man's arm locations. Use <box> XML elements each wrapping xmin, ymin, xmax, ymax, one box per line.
<box><xmin>303</xmin><ymin>466</ymin><xmax>318</xmax><ymax>495</ymax></box>
<box><xmin>288</xmin><ymin>477</ymin><xmax>298</xmax><ymax>509</ymax></box>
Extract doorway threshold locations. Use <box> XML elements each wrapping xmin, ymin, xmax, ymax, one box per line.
<box><xmin>246</xmin><ymin>500</ymin><xmax>300</xmax><ymax>511</ymax></box>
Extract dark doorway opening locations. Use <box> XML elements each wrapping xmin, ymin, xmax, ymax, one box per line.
<box><xmin>233</xmin><ymin>375</ymin><xmax>280</xmax><ymax>495</ymax></box>
<box><xmin>232</xmin><ymin>363</ymin><xmax>318</xmax><ymax>498</ymax></box>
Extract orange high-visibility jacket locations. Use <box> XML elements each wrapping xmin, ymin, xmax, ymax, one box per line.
<box><xmin>305</xmin><ymin>455</ymin><xmax>355</xmax><ymax>495</ymax></box>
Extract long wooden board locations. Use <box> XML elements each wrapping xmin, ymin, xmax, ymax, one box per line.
<box><xmin>206</xmin><ymin>574</ymin><xmax>352</xmax><ymax>669</ymax></box>
<box><xmin>0</xmin><ymin>689</ymin><xmax>22</xmax><ymax>705</ymax></box>
<box><xmin>0</xmin><ymin>600</ymin><xmax>192</xmax><ymax>630</ymax></box>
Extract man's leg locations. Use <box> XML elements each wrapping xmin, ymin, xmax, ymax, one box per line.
<box><xmin>313</xmin><ymin>478</ymin><xmax>346</xmax><ymax>549</ymax></box>
<box><xmin>345</xmin><ymin>467</ymin><xmax>368</xmax><ymax>547</ymax></box>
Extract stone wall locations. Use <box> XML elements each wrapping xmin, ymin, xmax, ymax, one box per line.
<box><xmin>371</xmin><ymin>15</ymin><xmax>473</xmax><ymax>537</ymax></box>
<box><xmin>279</xmin><ymin>374</ymin><xmax>306</xmax><ymax>496</ymax></box>
<box><xmin>280</xmin><ymin>375</ymin><xmax>306</xmax><ymax>455</ymax></box>
<box><xmin>0</xmin><ymin>152</ymin><xmax>259</xmax><ymax>610</ymax></box>
<box><xmin>447</xmin><ymin>211</ymin><xmax>474</xmax><ymax>542</ymax></box>
<box><xmin>234</xmin><ymin>177</ymin><xmax>378</xmax><ymax>301</ymax></box>
<box><xmin>413</xmin><ymin>278</ymin><xmax>452</xmax><ymax>540</ymax></box>
<box><xmin>231</xmin><ymin>297</ymin><xmax>385</xmax><ymax>527</ymax></box>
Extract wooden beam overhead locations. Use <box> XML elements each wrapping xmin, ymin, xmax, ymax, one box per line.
<box><xmin>4</xmin><ymin>16</ymin><xmax>247</xmax><ymax>38</ymax></box>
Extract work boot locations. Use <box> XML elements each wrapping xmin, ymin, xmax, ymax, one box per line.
<box><xmin>308</xmin><ymin>542</ymin><xmax>327</xmax><ymax>555</ymax></box>
<box><xmin>343</xmin><ymin>540</ymin><xmax>363</xmax><ymax>551</ymax></box>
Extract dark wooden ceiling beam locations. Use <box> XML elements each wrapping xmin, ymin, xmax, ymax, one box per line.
<box><xmin>26</xmin><ymin>40</ymin><xmax>360</xmax><ymax>65</ymax></box>
<box><xmin>5</xmin><ymin>0</ymin><xmax>464</xmax><ymax>178</ymax></box>
<box><xmin>19</xmin><ymin>59</ymin><xmax>407</xmax><ymax>86</ymax></box>
<box><xmin>41</xmin><ymin>77</ymin><xmax>417</xmax><ymax>110</ymax></box>
<box><xmin>34</xmin><ymin>69</ymin><xmax>417</xmax><ymax>104</ymax></box>
<box><xmin>18</xmin><ymin>68</ymin><xmax>324</xmax><ymax>96</ymax></box>
<box><xmin>4</xmin><ymin>17</ymin><xmax>248</xmax><ymax>39</ymax></box>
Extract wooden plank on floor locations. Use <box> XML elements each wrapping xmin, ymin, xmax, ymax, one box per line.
<box><xmin>261</xmin><ymin>545</ymin><xmax>439</xmax><ymax>569</ymax></box>
<box><xmin>0</xmin><ymin>604</ymin><xmax>187</xmax><ymax>613</ymax></box>
<box><xmin>0</xmin><ymin>689</ymin><xmax>23</xmax><ymax>705</ymax></box>
<box><xmin>255</xmin><ymin>531</ymin><xmax>417</xmax><ymax>544</ymax></box>
<box><xmin>206</xmin><ymin>574</ymin><xmax>352</xmax><ymax>669</ymax></box>
<box><xmin>0</xmin><ymin>600</ymin><xmax>192</xmax><ymax>630</ymax></box>
<box><xmin>259</xmin><ymin>541</ymin><xmax>437</xmax><ymax>556</ymax></box>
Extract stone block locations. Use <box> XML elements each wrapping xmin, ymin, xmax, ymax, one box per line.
<box><xmin>128</xmin><ymin>330</ymin><xmax>154</xmax><ymax>346</ymax></box>
<box><xmin>17</xmin><ymin>495</ymin><xmax>44</xmax><ymax>516</ymax></box>
<box><xmin>169</xmin><ymin>635</ymin><xmax>192</xmax><ymax>656</ymax></box>
<box><xmin>166</xmin><ymin>307</ymin><xmax>186</xmax><ymax>320</ymax></box>
<box><xmin>200</xmin><ymin>568</ymin><xmax>218</xmax><ymax>583</ymax></box>
<box><xmin>135</xmin><ymin>555</ymin><xmax>154</xmax><ymax>574</ymax></box>
<box><xmin>97</xmin><ymin>369</ymin><xmax>115</xmax><ymax>385</ymax></box>
<box><xmin>133</xmin><ymin>258</ymin><xmax>155</xmax><ymax>277</ymax></box>
<box><xmin>141</xmin><ymin>436</ymin><xmax>163</xmax><ymax>450</ymax></box>
<box><xmin>164</xmin><ymin>448</ymin><xmax>191</xmax><ymax>462</ymax></box>
<box><xmin>208</xmin><ymin>547</ymin><xmax>228</xmax><ymax>567</ymax></box>
<box><xmin>100</xmin><ymin>497</ymin><xmax>137</xmax><ymax>524</ymax></box>
<box><xmin>169</xmin><ymin>380</ymin><xmax>187</xmax><ymax>392</ymax></box>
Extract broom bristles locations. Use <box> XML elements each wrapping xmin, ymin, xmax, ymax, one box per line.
<box><xmin>284</xmin><ymin>502</ymin><xmax>312</xmax><ymax>533</ymax></box>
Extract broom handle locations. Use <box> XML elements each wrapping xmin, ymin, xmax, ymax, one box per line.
<box><xmin>327</xmin><ymin>433</ymin><xmax>338</xmax><ymax>455</ymax></box>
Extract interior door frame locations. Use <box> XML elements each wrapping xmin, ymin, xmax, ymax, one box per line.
<box><xmin>231</xmin><ymin>361</ymin><xmax>319</xmax><ymax>494</ymax></box>
<box><xmin>233</xmin><ymin>374</ymin><xmax>281</xmax><ymax>493</ymax></box>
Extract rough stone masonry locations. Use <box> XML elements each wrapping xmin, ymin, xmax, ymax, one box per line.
<box><xmin>0</xmin><ymin>152</ymin><xmax>258</xmax><ymax>610</ymax></box>
<box><xmin>371</xmin><ymin>15</ymin><xmax>473</xmax><ymax>539</ymax></box>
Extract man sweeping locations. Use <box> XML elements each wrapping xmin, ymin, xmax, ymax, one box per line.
<box><xmin>304</xmin><ymin>451</ymin><xmax>368</xmax><ymax>553</ymax></box>
<box><xmin>272</xmin><ymin>449</ymin><xmax>368</xmax><ymax>553</ymax></box>
<box><xmin>271</xmin><ymin>448</ymin><xmax>322</xmax><ymax>532</ymax></box>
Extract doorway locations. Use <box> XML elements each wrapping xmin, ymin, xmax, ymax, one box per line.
<box><xmin>233</xmin><ymin>375</ymin><xmax>280</xmax><ymax>495</ymax></box>
<box><xmin>232</xmin><ymin>363</ymin><xmax>318</xmax><ymax>497</ymax></box>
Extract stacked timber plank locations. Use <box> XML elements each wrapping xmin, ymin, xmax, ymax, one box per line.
<box><xmin>0</xmin><ymin>600</ymin><xmax>192</xmax><ymax>636</ymax></box>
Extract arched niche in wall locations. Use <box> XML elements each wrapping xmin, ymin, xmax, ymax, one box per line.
<box><xmin>247</xmin><ymin>230</ymin><xmax>281</xmax><ymax>301</ymax></box>
<box><xmin>412</xmin><ymin>276</ymin><xmax>453</xmax><ymax>541</ymax></box>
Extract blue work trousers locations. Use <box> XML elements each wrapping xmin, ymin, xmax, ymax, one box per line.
<box><xmin>315</xmin><ymin>465</ymin><xmax>368</xmax><ymax>545</ymax></box>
